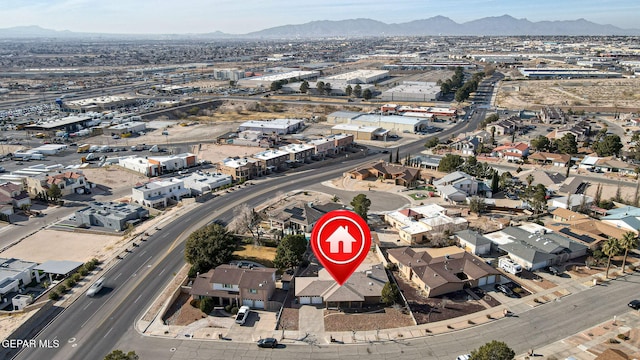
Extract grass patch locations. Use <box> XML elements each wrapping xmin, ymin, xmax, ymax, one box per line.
<box><xmin>408</xmin><ymin>193</ymin><xmax>429</xmax><ymax>200</ymax></box>
<box><xmin>233</xmin><ymin>244</ymin><xmax>277</xmax><ymax>267</ymax></box>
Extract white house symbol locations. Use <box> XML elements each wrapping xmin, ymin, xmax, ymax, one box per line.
<box><xmin>325</xmin><ymin>226</ymin><xmax>357</xmax><ymax>253</ymax></box>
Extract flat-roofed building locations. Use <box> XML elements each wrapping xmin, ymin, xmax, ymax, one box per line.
<box><xmin>519</xmin><ymin>67</ymin><xmax>622</xmax><ymax>79</ymax></box>
<box><xmin>181</xmin><ymin>172</ymin><xmax>232</xmax><ymax>195</ymax></box>
<box><xmin>64</xmin><ymin>95</ymin><xmax>138</xmax><ymax>112</ymax></box>
<box><xmin>131</xmin><ymin>178</ymin><xmax>190</xmax><ymax>208</ymax></box>
<box><xmin>237</xmin><ymin>71</ymin><xmax>319</xmax><ymax>88</ymax></box>
<box><xmin>330</xmin><ymin>124</ymin><xmax>382</xmax><ymax>140</ymax></box>
<box><xmin>74</xmin><ymin>201</ymin><xmax>149</xmax><ymax>231</ymax></box>
<box><xmin>109</xmin><ymin>121</ymin><xmax>146</xmax><ymax>135</ymax></box>
<box><xmin>321</xmin><ymin>70</ymin><xmax>388</xmax><ymax>84</ymax></box>
<box><xmin>279</xmin><ymin>143</ymin><xmax>315</xmax><ymax>163</ymax></box>
<box><xmin>218</xmin><ymin>157</ymin><xmax>261</xmax><ymax>182</ymax></box>
<box><xmin>381</xmin><ymin>81</ymin><xmax>441</xmax><ymax>102</ymax></box>
<box><xmin>350</xmin><ymin>114</ymin><xmax>429</xmax><ymax>134</ymax></box>
<box><xmin>238</xmin><ymin>118</ymin><xmax>304</xmax><ymax>135</ymax></box>
<box><xmin>252</xmin><ymin>149</ymin><xmax>289</xmax><ymax>171</ymax></box>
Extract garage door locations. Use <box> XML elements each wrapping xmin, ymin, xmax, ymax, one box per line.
<box><xmin>299</xmin><ymin>297</ymin><xmax>311</xmax><ymax>305</ymax></box>
<box><xmin>487</xmin><ymin>275</ymin><xmax>496</xmax><ymax>284</ymax></box>
<box><xmin>253</xmin><ymin>300</ymin><xmax>265</xmax><ymax>309</ymax></box>
<box><xmin>242</xmin><ymin>299</ymin><xmax>253</xmax><ymax>308</ymax></box>
<box><xmin>311</xmin><ymin>296</ymin><xmax>323</xmax><ymax>304</ymax></box>
<box><xmin>478</xmin><ymin>277</ymin><xmax>487</xmax><ymax>286</ymax></box>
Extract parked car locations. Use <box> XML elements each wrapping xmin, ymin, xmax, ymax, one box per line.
<box><xmin>548</xmin><ymin>266</ymin><xmax>561</xmax><ymax>276</ymax></box>
<box><xmin>456</xmin><ymin>355</ymin><xmax>470</xmax><ymax>360</ymax></box>
<box><xmin>494</xmin><ymin>283</ymin><xmax>516</xmax><ymax>297</ymax></box>
<box><xmin>235</xmin><ymin>306</ymin><xmax>250</xmax><ymax>325</ymax></box>
<box><xmin>629</xmin><ymin>300</ymin><xmax>640</xmax><ymax>310</ymax></box>
<box><xmin>257</xmin><ymin>338</ymin><xmax>278</xmax><ymax>348</ymax></box>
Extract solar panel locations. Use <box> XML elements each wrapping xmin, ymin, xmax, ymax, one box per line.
<box><xmin>559</xmin><ymin>228</ymin><xmax>596</xmax><ymax>243</ymax></box>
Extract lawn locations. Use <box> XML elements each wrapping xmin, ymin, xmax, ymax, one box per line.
<box><xmin>233</xmin><ymin>244</ymin><xmax>277</xmax><ymax>268</ymax></box>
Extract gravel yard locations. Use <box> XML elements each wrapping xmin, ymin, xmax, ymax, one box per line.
<box><xmin>324</xmin><ymin>307</ymin><xmax>414</xmax><ymax>331</ymax></box>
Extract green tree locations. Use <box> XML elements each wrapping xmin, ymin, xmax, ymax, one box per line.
<box><xmin>490</xmin><ymin>126</ymin><xmax>496</xmax><ymax>145</ymax></box>
<box><xmin>229</xmin><ymin>204</ymin><xmax>265</xmax><ymax>246</ymax></box>
<box><xmin>438</xmin><ymin>154</ymin><xmax>464</xmax><ymax>173</ymax></box>
<box><xmin>526</xmin><ymin>174</ymin><xmax>535</xmax><ymax>187</ymax></box>
<box><xmin>353</xmin><ymin>84</ymin><xmax>362</xmax><ymax>98</ymax></box>
<box><xmin>273</xmin><ymin>234</ymin><xmax>308</xmax><ymax>269</ymax></box>
<box><xmin>345</xmin><ymin>84</ymin><xmax>353</xmax><ymax>97</ymax></box>
<box><xmin>104</xmin><ymin>350</ymin><xmax>139</xmax><ymax>360</ymax></box>
<box><xmin>528</xmin><ymin>184</ymin><xmax>548</xmax><ymax>214</ymax></box>
<box><xmin>323</xmin><ymin>82</ymin><xmax>332</xmax><ymax>95</ymax></box>
<box><xmin>316</xmin><ymin>81</ymin><xmax>325</xmax><ymax>95</ymax></box>
<box><xmin>394</xmin><ymin>148</ymin><xmax>400</xmax><ymax>164</ymax></box>
<box><xmin>270</xmin><ymin>81</ymin><xmax>283</xmax><ymax>92</ymax></box>
<box><xmin>491</xmin><ymin>171</ymin><xmax>499</xmax><ymax>193</ymax></box>
<box><xmin>602</xmin><ymin>237</ymin><xmax>621</xmax><ymax>279</ymax></box>
<box><xmin>350</xmin><ymin>194</ymin><xmax>371</xmax><ymax>222</ymax></box>
<box><xmin>619</xmin><ymin>231</ymin><xmax>639</xmax><ymax>273</ymax></box>
<box><xmin>362</xmin><ymin>88</ymin><xmax>373</xmax><ymax>100</ymax></box>
<box><xmin>470</xmin><ymin>340</ymin><xmax>515</xmax><ymax>360</ymax></box>
<box><xmin>199</xmin><ymin>297</ymin><xmax>215</xmax><ymax>314</ymax></box>
<box><xmin>469</xmin><ymin>196</ymin><xmax>487</xmax><ymax>215</ymax></box>
<box><xmin>555</xmin><ymin>133</ymin><xmax>578</xmax><ymax>154</ymax></box>
<box><xmin>594</xmin><ymin>134</ymin><xmax>623</xmax><ymax>157</ymax></box>
<box><xmin>425</xmin><ymin>137</ymin><xmax>440</xmax><ymax>149</ymax></box>
<box><xmin>299</xmin><ymin>80</ymin><xmax>309</xmax><ymax>93</ymax></box>
<box><xmin>380</xmin><ymin>281</ymin><xmax>400</xmax><ymax>305</ymax></box>
<box><xmin>47</xmin><ymin>183</ymin><xmax>62</xmax><ymax>201</ymax></box>
<box><xmin>184</xmin><ymin>223</ymin><xmax>236</xmax><ymax>274</ymax></box>
<box><xmin>530</xmin><ymin>135</ymin><xmax>550</xmax><ymax>152</ymax></box>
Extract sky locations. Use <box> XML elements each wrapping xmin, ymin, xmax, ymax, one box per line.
<box><xmin>1</xmin><ymin>0</ymin><xmax>639</xmax><ymax>34</ymax></box>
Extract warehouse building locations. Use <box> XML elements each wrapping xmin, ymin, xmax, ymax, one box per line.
<box><xmin>381</xmin><ymin>81</ymin><xmax>441</xmax><ymax>102</ymax></box>
<box><xmin>109</xmin><ymin>121</ymin><xmax>146</xmax><ymax>135</ymax></box>
<box><xmin>236</xmin><ymin>71</ymin><xmax>319</xmax><ymax>88</ymax></box>
<box><xmin>321</xmin><ymin>70</ymin><xmax>389</xmax><ymax>84</ymax></box>
<box><xmin>349</xmin><ymin>114</ymin><xmax>429</xmax><ymax>134</ymax></box>
<box><xmin>238</xmin><ymin>119</ymin><xmax>304</xmax><ymax>135</ymax></box>
<box><xmin>330</xmin><ymin>124</ymin><xmax>387</xmax><ymax>140</ymax></box>
<box><xmin>64</xmin><ymin>95</ymin><xmax>139</xmax><ymax>112</ymax></box>
<box><xmin>519</xmin><ymin>67</ymin><xmax>622</xmax><ymax>79</ymax></box>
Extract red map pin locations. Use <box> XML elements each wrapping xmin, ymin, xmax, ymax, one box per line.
<box><xmin>311</xmin><ymin>209</ymin><xmax>371</xmax><ymax>286</ymax></box>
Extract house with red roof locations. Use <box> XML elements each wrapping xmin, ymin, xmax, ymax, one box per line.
<box><xmin>492</xmin><ymin>142</ymin><xmax>529</xmax><ymax>162</ymax></box>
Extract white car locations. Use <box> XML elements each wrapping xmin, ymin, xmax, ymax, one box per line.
<box><xmin>235</xmin><ymin>306</ymin><xmax>250</xmax><ymax>325</ymax></box>
<box><xmin>86</xmin><ymin>277</ymin><xmax>106</xmax><ymax>297</ymax></box>
<box><xmin>456</xmin><ymin>355</ymin><xmax>471</xmax><ymax>360</ymax></box>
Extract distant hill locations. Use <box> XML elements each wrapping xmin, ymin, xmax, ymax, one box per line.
<box><xmin>1</xmin><ymin>15</ymin><xmax>638</xmax><ymax>39</ymax></box>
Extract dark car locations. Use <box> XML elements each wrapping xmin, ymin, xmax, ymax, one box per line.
<box><xmin>548</xmin><ymin>266</ymin><xmax>560</xmax><ymax>276</ymax></box>
<box><xmin>257</xmin><ymin>338</ymin><xmax>278</xmax><ymax>348</ymax></box>
<box><xmin>494</xmin><ymin>283</ymin><xmax>515</xmax><ymax>297</ymax></box>
<box><xmin>629</xmin><ymin>300</ymin><xmax>640</xmax><ymax>310</ymax></box>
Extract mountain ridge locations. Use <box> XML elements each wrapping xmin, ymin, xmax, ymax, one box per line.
<box><xmin>1</xmin><ymin>15</ymin><xmax>638</xmax><ymax>39</ymax></box>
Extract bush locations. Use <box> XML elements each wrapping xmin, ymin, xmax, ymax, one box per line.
<box><xmin>609</xmin><ymin>338</ymin><xmax>620</xmax><ymax>344</ymax></box>
<box><xmin>49</xmin><ymin>290</ymin><xmax>60</xmax><ymax>300</ymax></box>
<box><xmin>188</xmin><ymin>266</ymin><xmax>200</xmax><ymax>278</ymax></box>
<box><xmin>617</xmin><ymin>333</ymin><xmax>629</xmax><ymax>340</ymax></box>
<box><xmin>199</xmin><ymin>298</ymin><xmax>215</xmax><ymax>314</ymax></box>
<box><xmin>65</xmin><ymin>278</ymin><xmax>77</xmax><ymax>288</ymax></box>
<box><xmin>190</xmin><ymin>299</ymin><xmax>200</xmax><ymax>308</ymax></box>
<box><xmin>84</xmin><ymin>262</ymin><xmax>95</xmax><ymax>272</ymax></box>
<box><xmin>71</xmin><ymin>273</ymin><xmax>82</xmax><ymax>282</ymax></box>
<box><xmin>224</xmin><ymin>304</ymin><xmax>232</xmax><ymax>313</ymax></box>
<box><xmin>230</xmin><ymin>306</ymin><xmax>239</xmax><ymax>315</ymax></box>
<box><xmin>91</xmin><ymin>258</ymin><xmax>100</xmax><ymax>265</ymax></box>
<box><xmin>78</xmin><ymin>266</ymin><xmax>89</xmax><ymax>276</ymax></box>
<box><xmin>58</xmin><ymin>284</ymin><xmax>67</xmax><ymax>293</ymax></box>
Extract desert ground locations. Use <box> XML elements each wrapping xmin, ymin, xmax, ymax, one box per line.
<box><xmin>496</xmin><ymin>78</ymin><xmax>640</xmax><ymax>111</ymax></box>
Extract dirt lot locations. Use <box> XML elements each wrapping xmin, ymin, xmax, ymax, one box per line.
<box><xmin>393</xmin><ymin>271</ymin><xmax>491</xmax><ymax>325</ymax></box>
<box><xmin>324</xmin><ymin>307</ymin><xmax>414</xmax><ymax>331</ymax></box>
<box><xmin>496</xmin><ymin>78</ymin><xmax>640</xmax><ymax>111</ymax></box>
<box><xmin>82</xmin><ymin>167</ymin><xmax>148</xmax><ymax>191</ymax></box>
<box><xmin>164</xmin><ymin>293</ymin><xmax>208</xmax><ymax>326</ymax></box>
<box><xmin>277</xmin><ymin>308</ymin><xmax>299</xmax><ymax>331</ymax></box>
<box><xmin>233</xmin><ymin>245</ymin><xmax>277</xmax><ymax>268</ymax></box>
<box><xmin>195</xmin><ymin>143</ymin><xmax>267</xmax><ymax>164</ymax></box>
<box><xmin>0</xmin><ymin>229</ymin><xmax>121</xmax><ymax>263</ymax></box>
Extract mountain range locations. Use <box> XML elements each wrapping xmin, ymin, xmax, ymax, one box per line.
<box><xmin>1</xmin><ymin>15</ymin><xmax>638</xmax><ymax>39</ymax></box>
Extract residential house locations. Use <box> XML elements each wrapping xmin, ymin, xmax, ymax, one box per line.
<box><xmin>348</xmin><ymin>161</ymin><xmax>421</xmax><ymax>187</ymax></box>
<box><xmin>119</xmin><ymin>153</ymin><xmax>197</xmax><ymax>177</ymax></box>
<box><xmin>387</xmin><ymin>246</ymin><xmax>500</xmax><ymax>298</ymax></box>
<box><xmin>131</xmin><ymin>178</ymin><xmax>190</xmax><ymax>208</ymax></box>
<box><xmin>267</xmin><ymin>201</ymin><xmax>343</xmax><ymax>234</ymax></box>
<box><xmin>0</xmin><ymin>182</ymin><xmax>31</xmax><ymax>210</ymax></box>
<box><xmin>0</xmin><ymin>258</ymin><xmax>42</xmax><ymax>306</ymax></box>
<box><xmin>516</xmin><ymin>169</ymin><xmax>566</xmax><ymax>193</ymax></box>
<box><xmin>181</xmin><ymin>172</ymin><xmax>232</xmax><ymax>195</ymax></box>
<box><xmin>217</xmin><ymin>157</ymin><xmax>261</xmax><ymax>182</ymax></box>
<box><xmin>279</xmin><ymin>143</ymin><xmax>315</xmax><ymax>163</ymax></box>
<box><xmin>384</xmin><ymin>204</ymin><xmax>468</xmax><ymax>244</ymax></box>
<box><xmin>74</xmin><ymin>201</ymin><xmax>149</xmax><ymax>231</ymax></box>
<box><xmin>490</xmin><ymin>117</ymin><xmax>518</xmax><ymax>136</ymax></box>
<box><xmin>308</xmin><ymin>137</ymin><xmax>337</xmax><ymax>156</ymax></box>
<box><xmin>410</xmin><ymin>154</ymin><xmax>441</xmax><ymax>170</ymax></box>
<box><xmin>484</xmin><ymin>224</ymin><xmax>588</xmax><ymax>270</ymax></box>
<box><xmin>593</xmin><ymin>158</ymin><xmax>636</xmax><ymax>176</ymax></box>
<box><xmin>450</xmin><ymin>136</ymin><xmax>480</xmax><ymax>156</ymax></box>
<box><xmin>549</xmin><ymin>194</ymin><xmax>594</xmax><ymax>212</ymax></box>
<box><xmin>295</xmin><ymin>263</ymin><xmax>388</xmax><ymax>308</ymax></box>
<box><xmin>252</xmin><ymin>149</ymin><xmax>290</xmax><ymax>172</ymax></box>
<box><xmin>601</xmin><ymin>206</ymin><xmax>640</xmax><ymax>235</ymax></box>
<box><xmin>434</xmin><ymin>171</ymin><xmax>491</xmax><ymax>202</ymax></box>
<box><xmin>539</xmin><ymin>107</ymin><xmax>566</xmax><ymax>124</ymax></box>
<box><xmin>492</xmin><ymin>142</ymin><xmax>529</xmax><ymax>162</ymax></box>
<box><xmin>528</xmin><ymin>152</ymin><xmax>571</xmax><ymax>167</ymax></box>
<box><xmin>456</xmin><ymin>229</ymin><xmax>493</xmax><ymax>255</ymax></box>
<box><xmin>190</xmin><ymin>264</ymin><xmax>277</xmax><ymax>310</ymax></box>
<box><xmin>552</xmin><ymin>120</ymin><xmax>591</xmax><ymax>141</ymax></box>
<box><xmin>546</xmin><ymin>208</ymin><xmax>626</xmax><ymax>249</ymax></box>
<box><xmin>26</xmin><ymin>170</ymin><xmax>89</xmax><ymax>198</ymax></box>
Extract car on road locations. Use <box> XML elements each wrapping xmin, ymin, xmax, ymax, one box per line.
<box><xmin>494</xmin><ymin>283</ymin><xmax>516</xmax><ymax>297</ymax></box>
<box><xmin>548</xmin><ymin>266</ymin><xmax>561</xmax><ymax>276</ymax></box>
<box><xmin>86</xmin><ymin>277</ymin><xmax>106</xmax><ymax>297</ymax></box>
<box><xmin>235</xmin><ymin>305</ymin><xmax>250</xmax><ymax>325</ymax></box>
<box><xmin>456</xmin><ymin>354</ymin><xmax>470</xmax><ymax>360</ymax></box>
<box><xmin>629</xmin><ymin>300</ymin><xmax>640</xmax><ymax>310</ymax></box>
<box><xmin>257</xmin><ymin>338</ymin><xmax>278</xmax><ymax>348</ymax></box>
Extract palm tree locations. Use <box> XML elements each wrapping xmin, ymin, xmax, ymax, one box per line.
<box><xmin>602</xmin><ymin>237</ymin><xmax>621</xmax><ymax>279</ymax></box>
<box><xmin>619</xmin><ymin>231</ymin><xmax>639</xmax><ymax>273</ymax></box>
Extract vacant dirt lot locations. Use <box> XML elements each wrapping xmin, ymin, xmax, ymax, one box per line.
<box><xmin>82</xmin><ymin>167</ymin><xmax>148</xmax><ymax>191</ymax></box>
<box><xmin>496</xmin><ymin>78</ymin><xmax>640</xmax><ymax>111</ymax></box>
<box><xmin>324</xmin><ymin>307</ymin><xmax>414</xmax><ymax>331</ymax></box>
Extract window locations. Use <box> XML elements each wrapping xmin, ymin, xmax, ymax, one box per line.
<box><xmin>249</xmin><ymin>289</ymin><xmax>257</xmax><ymax>294</ymax></box>
<box><xmin>222</xmin><ymin>284</ymin><xmax>233</xmax><ymax>289</ymax></box>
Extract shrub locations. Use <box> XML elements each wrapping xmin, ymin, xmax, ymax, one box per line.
<box><xmin>58</xmin><ymin>284</ymin><xmax>67</xmax><ymax>293</ymax></box>
<box><xmin>512</xmin><ymin>287</ymin><xmax>523</xmax><ymax>294</ymax></box>
<box><xmin>91</xmin><ymin>258</ymin><xmax>100</xmax><ymax>265</ymax></box>
<box><xmin>199</xmin><ymin>298</ymin><xmax>215</xmax><ymax>314</ymax></box>
<box><xmin>609</xmin><ymin>338</ymin><xmax>620</xmax><ymax>344</ymax></box>
<box><xmin>617</xmin><ymin>333</ymin><xmax>629</xmax><ymax>340</ymax></box>
<box><xmin>65</xmin><ymin>278</ymin><xmax>77</xmax><ymax>288</ymax></box>
<box><xmin>48</xmin><ymin>290</ymin><xmax>60</xmax><ymax>300</ymax></box>
<box><xmin>71</xmin><ymin>273</ymin><xmax>82</xmax><ymax>282</ymax></box>
<box><xmin>224</xmin><ymin>304</ymin><xmax>232</xmax><ymax>313</ymax></box>
<box><xmin>78</xmin><ymin>266</ymin><xmax>89</xmax><ymax>276</ymax></box>
<box><xmin>230</xmin><ymin>306</ymin><xmax>239</xmax><ymax>315</ymax></box>
<box><xmin>190</xmin><ymin>299</ymin><xmax>200</xmax><ymax>307</ymax></box>
<box><xmin>84</xmin><ymin>262</ymin><xmax>95</xmax><ymax>272</ymax></box>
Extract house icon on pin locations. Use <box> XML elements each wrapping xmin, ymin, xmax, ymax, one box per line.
<box><xmin>326</xmin><ymin>226</ymin><xmax>357</xmax><ymax>253</ymax></box>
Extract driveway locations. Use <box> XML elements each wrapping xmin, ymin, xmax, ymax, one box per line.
<box><xmin>298</xmin><ymin>305</ymin><xmax>325</xmax><ymax>341</ymax></box>
<box><xmin>225</xmin><ymin>310</ymin><xmax>277</xmax><ymax>342</ymax></box>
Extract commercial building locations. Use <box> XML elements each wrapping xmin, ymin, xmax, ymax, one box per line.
<box><xmin>434</xmin><ymin>171</ymin><xmax>492</xmax><ymax>202</ymax></box>
<box><xmin>321</xmin><ymin>70</ymin><xmax>388</xmax><ymax>84</ymax></box>
<box><xmin>253</xmin><ymin>149</ymin><xmax>290</xmax><ymax>172</ymax></box>
<box><xmin>236</xmin><ymin>71</ymin><xmax>319</xmax><ymax>88</ymax></box>
<box><xmin>279</xmin><ymin>143</ymin><xmax>315</xmax><ymax>163</ymax></box>
<box><xmin>349</xmin><ymin>114</ymin><xmax>429</xmax><ymax>134</ymax></box>
<box><xmin>74</xmin><ymin>201</ymin><xmax>149</xmax><ymax>231</ymax></box>
<box><xmin>24</xmin><ymin>115</ymin><xmax>97</xmax><ymax>134</ymax></box>
<box><xmin>131</xmin><ymin>178</ymin><xmax>190</xmax><ymax>208</ymax></box>
<box><xmin>238</xmin><ymin>119</ymin><xmax>304</xmax><ymax>135</ymax></box>
<box><xmin>64</xmin><ymin>95</ymin><xmax>139</xmax><ymax>112</ymax></box>
<box><xmin>181</xmin><ymin>172</ymin><xmax>232</xmax><ymax>195</ymax></box>
<box><xmin>108</xmin><ymin>121</ymin><xmax>146</xmax><ymax>135</ymax></box>
<box><xmin>119</xmin><ymin>153</ymin><xmax>197</xmax><ymax>177</ymax></box>
<box><xmin>0</xmin><ymin>258</ymin><xmax>42</xmax><ymax>306</ymax></box>
<box><xmin>381</xmin><ymin>82</ymin><xmax>441</xmax><ymax>102</ymax></box>
<box><xmin>330</xmin><ymin>124</ymin><xmax>385</xmax><ymax>140</ymax></box>
<box><xmin>217</xmin><ymin>157</ymin><xmax>261</xmax><ymax>182</ymax></box>
<box><xmin>519</xmin><ymin>68</ymin><xmax>622</xmax><ymax>79</ymax></box>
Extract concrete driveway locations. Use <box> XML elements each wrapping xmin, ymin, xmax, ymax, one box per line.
<box><xmin>225</xmin><ymin>310</ymin><xmax>277</xmax><ymax>342</ymax></box>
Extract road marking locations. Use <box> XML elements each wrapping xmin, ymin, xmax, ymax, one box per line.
<box><xmin>138</xmin><ymin>250</ymin><xmax>147</xmax><ymax>257</ymax></box>
<box><xmin>103</xmin><ymin>327</ymin><xmax>113</xmax><ymax>338</ymax></box>
<box><xmin>159</xmin><ymin>268</ymin><xmax>166</xmax><ymax>276</ymax></box>
<box><xmin>134</xmin><ymin>294</ymin><xmax>143</xmax><ymax>304</ymax></box>
<box><xmin>114</xmin><ymin>272</ymin><xmax>122</xmax><ymax>280</ymax></box>
<box><xmin>82</xmin><ymin>301</ymin><xmax>93</xmax><ymax>311</ymax></box>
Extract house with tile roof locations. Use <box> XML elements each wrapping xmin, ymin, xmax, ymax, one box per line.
<box><xmin>455</xmin><ymin>229</ymin><xmax>493</xmax><ymax>255</ymax></box>
<box><xmin>387</xmin><ymin>246</ymin><xmax>500</xmax><ymax>298</ymax></box>
<box><xmin>528</xmin><ymin>152</ymin><xmax>571</xmax><ymax>167</ymax></box>
<box><xmin>0</xmin><ymin>182</ymin><xmax>31</xmax><ymax>211</ymax></box>
<box><xmin>348</xmin><ymin>161</ymin><xmax>421</xmax><ymax>187</ymax></box>
<box><xmin>190</xmin><ymin>264</ymin><xmax>277</xmax><ymax>310</ymax></box>
<box><xmin>492</xmin><ymin>142</ymin><xmax>530</xmax><ymax>162</ymax></box>
<box><xmin>294</xmin><ymin>263</ymin><xmax>388</xmax><ymax>308</ymax></box>
<box><xmin>25</xmin><ymin>170</ymin><xmax>89</xmax><ymax>198</ymax></box>
<box><xmin>384</xmin><ymin>204</ymin><xmax>468</xmax><ymax>244</ymax></box>
<box><xmin>434</xmin><ymin>171</ymin><xmax>491</xmax><ymax>202</ymax></box>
